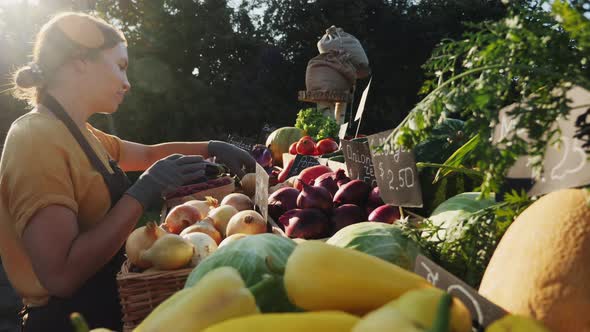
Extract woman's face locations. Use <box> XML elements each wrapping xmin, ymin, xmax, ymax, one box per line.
<box><xmin>84</xmin><ymin>42</ymin><xmax>130</xmax><ymax>114</ymax></box>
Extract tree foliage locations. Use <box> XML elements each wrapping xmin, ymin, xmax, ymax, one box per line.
<box><xmin>0</xmin><ymin>0</ymin><xmax>508</xmax><ymax>146</ymax></box>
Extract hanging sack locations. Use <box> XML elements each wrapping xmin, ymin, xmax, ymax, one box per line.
<box><xmin>317</xmin><ymin>26</ymin><xmax>370</xmax><ymax>78</ymax></box>
<box><xmin>305</xmin><ymin>50</ymin><xmax>356</xmax><ymax>93</ymax></box>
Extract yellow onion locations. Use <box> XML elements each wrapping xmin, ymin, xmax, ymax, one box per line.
<box><xmin>125</xmin><ymin>222</ymin><xmax>167</xmax><ymax>269</ymax></box>
<box><xmin>164</xmin><ymin>204</ymin><xmax>202</xmax><ymax>234</ymax></box>
<box><xmin>179</xmin><ymin>220</ymin><xmax>222</xmax><ymax>244</ymax></box>
<box><xmin>220</xmin><ymin>193</ymin><xmax>253</xmax><ymax>211</ymax></box>
<box><xmin>218</xmin><ymin>233</ymin><xmax>249</xmax><ymax>248</ymax></box>
<box><xmin>183</xmin><ymin>197</ymin><xmax>219</xmax><ymax>217</ymax></box>
<box><xmin>207</xmin><ymin>205</ymin><xmax>239</xmax><ymax>237</ymax></box>
<box><xmin>226</xmin><ymin>210</ymin><xmax>267</xmax><ymax>237</ymax></box>
<box><xmin>140</xmin><ymin>234</ymin><xmax>194</xmax><ymax>270</ymax></box>
<box><xmin>181</xmin><ymin>232</ymin><xmax>218</xmax><ymax>267</ymax></box>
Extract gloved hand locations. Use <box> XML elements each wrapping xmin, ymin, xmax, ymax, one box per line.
<box><xmin>208</xmin><ymin>140</ymin><xmax>256</xmax><ymax>178</ymax></box>
<box><xmin>126</xmin><ymin>154</ymin><xmax>211</xmax><ymax>209</ymax></box>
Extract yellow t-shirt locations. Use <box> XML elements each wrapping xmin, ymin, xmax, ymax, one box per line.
<box><xmin>0</xmin><ymin>111</ymin><xmax>124</xmax><ymax>306</ymax></box>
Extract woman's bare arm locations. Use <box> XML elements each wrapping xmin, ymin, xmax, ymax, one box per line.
<box><xmin>21</xmin><ymin>194</ymin><xmax>142</xmax><ymax>297</ymax></box>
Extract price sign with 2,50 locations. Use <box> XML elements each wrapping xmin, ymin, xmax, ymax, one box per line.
<box><xmin>376</xmin><ymin>152</ymin><xmax>416</xmax><ymax>192</ymax></box>
<box><xmin>368</xmin><ymin>130</ymin><xmax>423</xmax><ymax>207</ymax></box>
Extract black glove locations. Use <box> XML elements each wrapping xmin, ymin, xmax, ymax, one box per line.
<box><xmin>126</xmin><ymin>154</ymin><xmax>211</xmax><ymax>209</ymax></box>
<box><xmin>208</xmin><ymin>140</ymin><xmax>256</xmax><ymax>178</ymax></box>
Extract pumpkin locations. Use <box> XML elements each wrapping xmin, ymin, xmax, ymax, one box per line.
<box><xmin>265</xmin><ymin>127</ymin><xmax>306</xmax><ymax>166</ymax></box>
<box><xmin>478</xmin><ymin>189</ymin><xmax>590</xmax><ymax>332</ymax></box>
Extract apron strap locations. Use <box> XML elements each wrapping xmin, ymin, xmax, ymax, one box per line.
<box><xmin>39</xmin><ymin>93</ymin><xmax>130</xmax><ymax>205</ymax></box>
<box><xmin>39</xmin><ymin>94</ymin><xmax>113</xmax><ymax>179</ymax></box>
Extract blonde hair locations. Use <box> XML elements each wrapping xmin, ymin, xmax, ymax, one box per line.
<box><xmin>12</xmin><ymin>12</ymin><xmax>126</xmax><ymax>104</ymax></box>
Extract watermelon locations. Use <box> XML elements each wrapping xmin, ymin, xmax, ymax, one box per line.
<box><xmin>265</xmin><ymin>127</ymin><xmax>306</xmax><ymax>166</ymax></box>
<box><xmin>326</xmin><ymin>222</ymin><xmax>421</xmax><ymax>270</ymax></box>
<box><xmin>184</xmin><ymin>234</ymin><xmax>299</xmax><ymax>313</ymax></box>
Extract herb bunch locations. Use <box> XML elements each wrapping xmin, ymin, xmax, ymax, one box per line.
<box><xmin>295</xmin><ymin>108</ymin><xmax>339</xmax><ymax>141</ymax></box>
<box><xmin>392</xmin><ymin>0</ymin><xmax>590</xmax><ymax>197</ymax></box>
<box><xmin>403</xmin><ymin>190</ymin><xmax>533</xmax><ymax>288</ymax></box>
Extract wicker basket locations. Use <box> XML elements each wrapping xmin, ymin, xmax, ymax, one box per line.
<box><xmin>117</xmin><ymin>260</ymin><xmax>192</xmax><ymax>331</ymax></box>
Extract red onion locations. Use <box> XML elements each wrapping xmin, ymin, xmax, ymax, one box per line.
<box><xmin>278</xmin><ymin>209</ymin><xmax>296</xmax><ymax>227</ymax></box>
<box><xmin>366</xmin><ymin>205</ymin><xmax>377</xmax><ymax>217</ymax></box>
<box><xmin>295</xmin><ymin>165</ymin><xmax>333</xmax><ymax>191</ymax></box>
<box><xmin>314</xmin><ymin>172</ymin><xmax>339</xmax><ymax>196</ymax></box>
<box><xmin>368</xmin><ymin>187</ymin><xmax>384</xmax><ymax>208</ymax></box>
<box><xmin>368</xmin><ymin>204</ymin><xmax>401</xmax><ymax>224</ymax></box>
<box><xmin>251</xmin><ymin>144</ymin><xmax>273</xmax><ymax>168</ymax></box>
<box><xmin>281</xmin><ymin>208</ymin><xmax>330</xmax><ymax>239</ymax></box>
<box><xmin>268</xmin><ymin>187</ymin><xmax>300</xmax><ymax>222</ymax></box>
<box><xmin>334</xmin><ymin>169</ymin><xmax>351</xmax><ymax>187</ymax></box>
<box><xmin>333</xmin><ymin>179</ymin><xmax>371</xmax><ymax>207</ymax></box>
<box><xmin>297</xmin><ymin>180</ymin><xmax>333</xmax><ymax>212</ymax></box>
<box><xmin>330</xmin><ymin>204</ymin><xmax>366</xmax><ymax>233</ymax></box>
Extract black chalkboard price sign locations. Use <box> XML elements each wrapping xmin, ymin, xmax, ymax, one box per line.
<box><xmin>227</xmin><ymin>134</ymin><xmax>256</xmax><ymax>152</ymax></box>
<box><xmin>367</xmin><ymin>130</ymin><xmax>423</xmax><ymax>207</ymax></box>
<box><xmin>340</xmin><ymin>139</ymin><xmax>378</xmax><ymax>187</ymax></box>
<box><xmin>286</xmin><ymin>154</ymin><xmax>321</xmax><ymax>178</ymax></box>
<box><xmin>414</xmin><ymin>255</ymin><xmax>507</xmax><ymax>331</ymax></box>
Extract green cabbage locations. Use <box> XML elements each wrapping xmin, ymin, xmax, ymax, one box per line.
<box><xmin>326</xmin><ymin>222</ymin><xmax>422</xmax><ymax>270</ymax></box>
<box><xmin>184</xmin><ymin>234</ymin><xmax>298</xmax><ymax>313</ymax></box>
<box><xmin>427</xmin><ymin>192</ymin><xmax>496</xmax><ymax>243</ymax></box>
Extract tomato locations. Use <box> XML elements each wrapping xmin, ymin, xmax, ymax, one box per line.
<box><xmin>316</xmin><ymin>138</ymin><xmax>339</xmax><ymax>155</ymax></box>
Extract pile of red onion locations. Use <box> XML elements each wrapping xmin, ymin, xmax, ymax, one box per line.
<box><xmin>269</xmin><ymin>168</ymin><xmax>402</xmax><ymax>239</ymax></box>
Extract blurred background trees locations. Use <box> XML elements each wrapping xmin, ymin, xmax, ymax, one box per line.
<box><xmin>0</xmin><ymin>0</ymin><xmax>508</xmax><ymax>145</ymax></box>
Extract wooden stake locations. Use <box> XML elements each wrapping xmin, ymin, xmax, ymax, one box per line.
<box><xmin>334</xmin><ymin>102</ymin><xmax>347</xmax><ymax>125</ymax></box>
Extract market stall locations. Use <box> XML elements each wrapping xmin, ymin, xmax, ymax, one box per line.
<box><xmin>69</xmin><ymin>7</ymin><xmax>590</xmax><ymax>330</ymax></box>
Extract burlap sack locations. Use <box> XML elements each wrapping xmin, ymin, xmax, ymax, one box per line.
<box><xmin>317</xmin><ymin>26</ymin><xmax>370</xmax><ymax>78</ymax></box>
<box><xmin>305</xmin><ymin>50</ymin><xmax>356</xmax><ymax>93</ymax></box>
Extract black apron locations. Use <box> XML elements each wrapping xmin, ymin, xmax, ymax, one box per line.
<box><xmin>21</xmin><ymin>94</ymin><xmax>131</xmax><ymax>332</ymax></box>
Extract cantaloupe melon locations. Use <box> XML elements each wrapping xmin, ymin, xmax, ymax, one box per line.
<box><xmin>479</xmin><ymin>188</ymin><xmax>590</xmax><ymax>332</ymax></box>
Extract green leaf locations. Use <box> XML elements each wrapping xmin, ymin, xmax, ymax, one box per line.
<box><xmin>474</xmin><ymin>92</ymin><xmax>491</xmax><ymax>108</ymax></box>
<box><xmin>434</xmin><ymin>134</ymin><xmax>481</xmax><ymax>182</ymax></box>
<box><xmin>416</xmin><ymin>162</ymin><xmax>484</xmax><ymax>181</ymax></box>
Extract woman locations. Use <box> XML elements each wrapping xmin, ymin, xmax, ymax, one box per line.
<box><xmin>0</xmin><ymin>12</ymin><xmax>255</xmax><ymax>331</ymax></box>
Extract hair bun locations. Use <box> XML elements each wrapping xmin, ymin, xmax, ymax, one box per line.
<box><xmin>15</xmin><ymin>64</ymin><xmax>43</xmax><ymax>89</ymax></box>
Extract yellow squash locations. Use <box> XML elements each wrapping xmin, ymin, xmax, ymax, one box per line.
<box><xmin>353</xmin><ymin>308</ymin><xmax>424</xmax><ymax>332</ymax></box>
<box><xmin>486</xmin><ymin>315</ymin><xmax>551</xmax><ymax>332</ymax></box>
<box><xmin>284</xmin><ymin>240</ymin><xmax>431</xmax><ymax>315</ymax></box>
<box><xmin>353</xmin><ymin>288</ymin><xmax>471</xmax><ymax>332</ymax></box>
<box><xmin>134</xmin><ymin>266</ymin><xmax>259</xmax><ymax>332</ymax></box>
<box><xmin>203</xmin><ymin>311</ymin><xmax>359</xmax><ymax>332</ymax></box>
